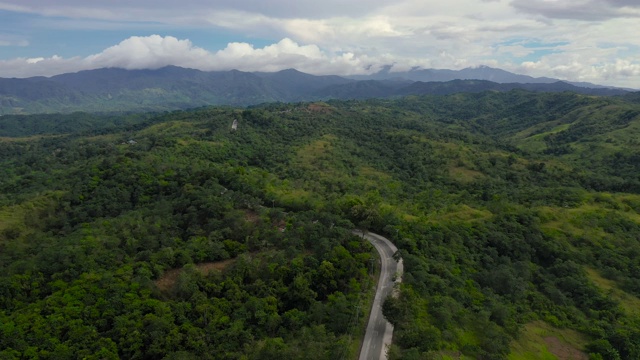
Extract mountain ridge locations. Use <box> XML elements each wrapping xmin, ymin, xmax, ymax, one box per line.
<box><xmin>349</xmin><ymin>64</ymin><xmax>632</xmax><ymax>90</ymax></box>
<box><xmin>0</xmin><ymin>65</ymin><xmax>634</xmax><ymax>114</ymax></box>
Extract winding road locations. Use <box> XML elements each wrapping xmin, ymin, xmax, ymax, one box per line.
<box><xmin>357</xmin><ymin>231</ymin><xmax>403</xmax><ymax>360</ymax></box>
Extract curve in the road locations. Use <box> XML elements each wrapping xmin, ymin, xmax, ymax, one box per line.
<box><xmin>357</xmin><ymin>231</ymin><xmax>403</xmax><ymax>360</ymax></box>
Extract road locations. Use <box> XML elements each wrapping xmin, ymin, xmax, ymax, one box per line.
<box><xmin>358</xmin><ymin>231</ymin><xmax>403</xmax><ymax>360</ymax></box>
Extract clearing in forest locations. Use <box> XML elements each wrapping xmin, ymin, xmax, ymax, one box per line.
<box><xmin>155</xmin><ymin>259</ymin><xmax>236</xmax><ymax>292</ymax></box>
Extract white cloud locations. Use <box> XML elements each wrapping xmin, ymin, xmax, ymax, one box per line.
<box><xmin>0</xmin><ymin>35</ymin><xmax>395</xmax><ymax>78</ymax></box>
<box><xmin>0</xmin><ymin>0</ymin><xmax>392</xmax><ymax>21</ymax></box>
<box><xmin>510</xmin><ymin>0</ymin><xmax>640</xmax><ymax>21</ymax></box>
<box><xmin>1</xmin><ymin>32</ymin><xmax>638</xmax><ymax>88</ymax></box>
<box><xmin>26</xmin><ymin>57</ymin><xmax>43</xmax><ymax>64</ymax></box>
<box><xmin>514</xmin><ymin>52</ymin><xmax>640</xmax><ymax>88</ymax></box>
<box><xmin>0</xmin><ymin>1</ymin><xmax>639</xmax><ymax>87</ymax></box>
<box><xmin>84</xmin><ymin>35</ymin><xmax>212</xmax><ymax>70</ymax></box>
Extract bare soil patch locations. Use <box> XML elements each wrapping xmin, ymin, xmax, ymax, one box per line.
<box><xmin>244</xmin><ymin>209</ymin><xmax>260</xmax><ymax>224</ymax></box>
<box><xmin>544</xmin><ymin>336</ymin><xmax>588</xmax><ymax>360</ymax></box>
<box><xmin>307</xmin><ymin>103</ymin><xmax>333</xmax><ymax>113</ymax></box>
<box><xmin>155</xmin><ymin>259</ymin><xmax>236</xmax><ymax>292</ymax></box>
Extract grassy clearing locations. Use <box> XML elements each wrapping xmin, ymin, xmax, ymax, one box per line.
<box><xmin>0</xmin><ymin>192</ymin><xmax>62</xmax><ymax>235</ymax></box>
<box><xmin>266</xmin><ymin>182</ymin><xmax>318</xmax><ymax>209</ymax></box>
<box><xmin>514</xmin><ymin>122</ymin><xmax>571</xmax><ymax>153</ymax></box>
<box><xmin>0</xmin><ymin>204</ymin><xmax>26</xmax><ymax>234</ymax></box>
<box><xmin>295</xmin><ymin>137</ymin><xmax>328</xmax><ymax>160</ymax></box>
<box><xmin>537</xmin><ymin>195</ymin><xmax>640</xmax><ymax>243</ymax></box>
<box><xmin>292</xmin><ymin>135</ymin><xmax>352</xmax><ymax>186</ymax></box>
<box><xmin>0</xmin><ymin>134</ymin><xmax>66</xmax><ymax>142</ymax></box>
<box><xmin>176</xmin><ymin>137</ymin><xmax>223</xmax><ymax>146</ymax></box>
<box><xmin>138</xmin><ymin>120</ymin><xmax>198</xmax><ymax>136</ymax></box>
<box><xmin>448</xmin><ymin>166</ymin><xmax>485</xmax><ymax>183</ymax></box>
<box><xmin>427</xmin><ymin>204</ymin><xmax>493</xmax><ymax>223</ymax></box>
<box><xmin>604</xmin><ymin>118</ymin><xmax>640</xmax><ymax>145</ymax></box>
<box><xmin>0</xmin><ymin>193</ymin><xmax>62</xmax><ymax>258</ymax></box>
<box><xmin>508</xmin><ymin>321</ymin><xmax>588</xmax><ymax>360</ymax></box>
<box><xmin>356</xmin><ymin>166</ymin><xmax>402</xmax><ymax>196</ymax></box>
<box><xmin>515</xmin><ymin>122</ymin><xmax>569</xmax><ymax>139</ymax></box>
<box><xmin>358</xmin><ymin>166</ymin><xmax>392</xmax><ymax>182</ymax></box>
<box><xmin>586</xmin><ymin>268</ymin><xmax>640</xmax><ymax>315</ymax></box>
<box><xmin>431</xmin><ymin>352</ymin><xmax>476</xmax><ymax>360</ymax></box>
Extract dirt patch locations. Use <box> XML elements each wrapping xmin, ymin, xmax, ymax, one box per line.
<box><xmin>195</xmin><ymin>260</ymin><xmax>236</xmax><ymax>274</ymax></box>
<box><xmin>437</xmin><ymin>351</ymin><xmax>462</xmax><ymax>359</ymax></box>
<box><xmin>307</xmin><ymin>103</ymin><xmax>333</xmax><ymax>113</ymax></box>
<box><xmin>544</xmin><ymin>336</ymin><xmax>588</xmax><ymax>360</ymax></box>
<box><xmin>244</xmin><ymin>209</ymin><xmax>260</xmax><ymax>224</ymax></box>
<box><xmin>155</xmin><ymin>259</ymin><xmax>236</xmax><ymax>292</ymax></box>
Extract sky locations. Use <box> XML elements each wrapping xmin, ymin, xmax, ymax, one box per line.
<box><xmin>0</xmin><ymin>0</ymin><xmax>639</xmax><ymax>88</ymax></box>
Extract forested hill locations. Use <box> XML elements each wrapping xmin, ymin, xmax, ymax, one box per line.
<box><xmin>2</xmin><ymin>90</ymin><xmax>640</xmax><ymax>359</ymax></box>
<box><xmin>0</xmin><ymin>66</ymin><xmax>631</xmax><ymax>114</ymax></box>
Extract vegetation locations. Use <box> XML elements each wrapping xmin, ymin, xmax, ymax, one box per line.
<box><xmin>1</xmin><ymin>90</ymin><xmax>640</xmax><ymax>359</ymax></box>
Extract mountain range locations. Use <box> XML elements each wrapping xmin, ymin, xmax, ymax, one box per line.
<box><xmin>0</xmin><ymin>65</ymin><xmax>635</xmax><ymax>114</ymax></box>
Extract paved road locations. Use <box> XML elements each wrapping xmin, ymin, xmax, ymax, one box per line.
<box><xmin>358</xmin><ymin>231</ymin><xmax>403</xmax><ymax>360</ymax></box>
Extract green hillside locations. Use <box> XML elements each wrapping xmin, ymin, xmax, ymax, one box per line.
<box><xmin>1</xmin><ymin>91</ymin><xmax>640</xmax><ymax>359</ymax></box>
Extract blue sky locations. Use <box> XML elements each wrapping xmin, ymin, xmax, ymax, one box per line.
<box><xmin>0</xmin><ymin>0</ymin><xmax>639</xmax><ymax>88</ymax></box>
<box><xmin>0</xmin><ymin>9</ymin><xmax>276</xmax><ymax>58</ymax></box>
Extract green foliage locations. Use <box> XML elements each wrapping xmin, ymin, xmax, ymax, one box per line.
<box><xmin>0</xmin><ymin>112</ymin><xmax>153</xmax><ymax>137</ymax></box>
<box><xmin>1</xmin><ymin>92</ymin><xmax>640</xmax><ymax>359</ymax></box>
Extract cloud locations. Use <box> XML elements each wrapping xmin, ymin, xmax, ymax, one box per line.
<box><xmin>26</xmin><ymin>57</ymin><xmax>43</xmax><ymax>64</ymax></box>
<box><xmin>85</xmin><ymin>35</ymin><xmax>212</xmax><ymax>70</ymax></box>
<box><xmin>511</xmin><ymin>0</ymin><xmax>640</xmax><ymax>21</ymax></box>
<box><xmin>1</xmin><ymin>1</ymin><xmax>639</xmax><ymax>88</ymax></box>
<box><xmin>514</xmin><ymin>51</ymin><xmax>640</xmax><ymax>88</ymax></box>
<box><xmin>0</xmin><ymin>35</ymin><xmax>393</xmax><ymax>78</ymax></box>
<box><xmin>0</xmin><ymin>55</ymin><xmax>82</xmax><ymax>78</ymax></box>
<box><xmin>0</xmin><ymin>0</ymin><xmax>391</xmax><ymax>21</ymax></box>
<box><xmin>1</xmin><ymin>32</ymin><xmax>638</xmax><ymax>88</ymax></box>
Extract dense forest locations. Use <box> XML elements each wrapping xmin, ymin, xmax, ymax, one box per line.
<box><xmin>1</xmin><ymin>90</ymin><xmax>640</xmax><ymax>359</ymax></box>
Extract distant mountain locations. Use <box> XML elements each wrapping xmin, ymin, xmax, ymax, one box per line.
<box><xmin>311</xmin><ymin>79</ymin><xmax>628</xmax><ymax>99</ymax></box>
<box><xmin>0</xmin><ymin>66</ymin><xmax>631</xmax><ymax>114</ymax></box>
<box><xmin>254</xmin><ymin>68</ymin><xmax>352</xmax><ymax>101</ymax></box>
<box><xmin>313</xmin><ymin>79</ymin><xmax>411</xmax><ymax>100</ymax></box>
<box><xmin>348</xmin><ymin>65</ymin><xmax>555</xmax><ymax>83</ymax></box>
<box><xmin>0</xmin><ymin>77</ymin><xmax>78</xmax><ymax>101</ymax></box>
<box><xmin>350</xmin><ymin>65</ymin><xmax>627</xmax><ymax>90</ymax></box>
<box><xmin>394</xmin><ymin>79</ymin><xmax>628</xmax><ymax>97</ymax></box>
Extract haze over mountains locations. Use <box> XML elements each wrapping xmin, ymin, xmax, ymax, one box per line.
<box><xmin>0</xmin><ymin>65</ymin><xmax>634</xmax><ymax>114</ymax></box>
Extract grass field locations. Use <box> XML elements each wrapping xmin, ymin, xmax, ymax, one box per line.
<box><xmin>508</xmin><ymin>321</ymin><xmax>588</xmax><ymax>360</ymax></box>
